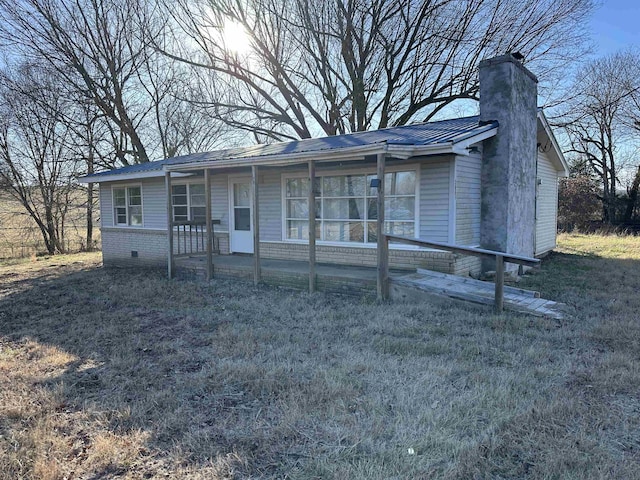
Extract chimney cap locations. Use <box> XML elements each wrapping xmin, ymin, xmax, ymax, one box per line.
<box><xmin>511</xmin><ymin>52</ymin><xmax>525</xmax><ymax>62</ymax></box>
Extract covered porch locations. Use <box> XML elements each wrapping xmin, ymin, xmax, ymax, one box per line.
<box><xmin>173</xmin><ymin>253</ymin><xmax>565</xmax><ymax>319</ymax></box>
<box><xmin>164</xmin><ymin>146</ymin><xmax>406</xmax><ymax>300</ymax></box>
<box><xmin>175</xmin><ymin>254</ymin><xmax>397</xmax><ymax>297</ymax></box>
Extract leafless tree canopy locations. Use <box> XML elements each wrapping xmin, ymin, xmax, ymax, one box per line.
<box><xmin>559</xmin><ymin>52</ymin><xmax>640</xmax><ymax>223</ymax></box>
<box><xmin>0</xmin><ymin>0</ymin><xmax>231</xmax><ymax>166</ymax></box>
<box><xmin>0</xmin><ymin>63</ymin><xmax>77</xmax><ymax>254</ymax></box>
<box><xmin>159</xmin><ymin>0</ymin><xmax>594</xmax><ymax>141</ymax></box>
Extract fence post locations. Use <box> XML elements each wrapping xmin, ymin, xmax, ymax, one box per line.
<box><xmin>494</xmin><ymin>254</ymin><xmax>504</xmax><ymax>313</ymax></box>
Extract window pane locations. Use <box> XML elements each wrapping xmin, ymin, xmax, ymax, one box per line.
<box><xmin>323</xmin><ymin>175</ymin><xmax>365</xmax><ymax>197</ymax></box>
<box><xmin>234</xmin><ymin>207</ymin><xmax>250</xmax><ymax>231</ymax></box>
<box><xmin>367</xmin><ymin>222</ymin><xmax>377</xmax><ymax>243</ymax></box>
<box><xmin>287</xmin><ymin>199</ymin><xmax>308</xmax><ymax>219</ymax></box>
<box><xmin>324</xmin><ymin>198</ymin><xmax>364</xmax><ymax>219</ymax></box>
<box><xmin>190</xmin><ymin>184</ymin><xmax>205</xmax><ymax>195</ymax></box>
<box><xmin>286</xmin><ymin>178</ymin><xmax>308</xmax><ymax>198</ymax></box>
<box><xmin>367</xmin><ymin>198</ymin><xmax>414</xmax><ymax>220</ymax></box>
<box><xmin>386</xmin><ymin>221</ymin><xmax>415</xmax><ymax>237</ymax></box>
<box><xmin>190</xmin><ymin>194</ymin><xmax>206</xmax><ymax>207</ymax></box>
<box><xmin>129</xmin><ymin>206</ymin><xmax>142</xmax><ymax>226</ymax></box>
<box><xmin>113</xmin><ymin>189</ymin><xmax>126</xmax><ymax>206</ymax></box>
<box><xmin>172</xmin><ymin>185</ymin><xmax>187</xmax><ymax>195</ymax></box>
<box><xmin>286</xmin><ymin>220</ymin><xmax>320</xmax><ymax>240</ymax></box>
<box><xmin>387</xmin><ymin>197</ymin><xmax>415</xmax><ymax>220</ymax></box>
<box><xmin>128</xmin><ymin>187</ymin><xmax>142</xmax><ymax>206</ymax></box>
<box><xmin>367</xmin><ymin>198</ymin><xmax>378</xmax><ymax>220</ymax></box>
<box><xmin>386</xmin><ymin>171</ymin><xmax>416</xmax><ymax>195</ymax></box>
<box><xmin>234</xmin><ymin>183</ymin><xmax>250</xmax><ymax>207</ymax></box>
<box><xmin>115</xmin><ymin>207</ymin><xmax>127</xmax><ymax>225</ymax></box>
<box><xmin>191</xmin><ymin>206</ymin><xmax>206</xmax><ymax>222</ymax></box>
<box><xmin>324</xmin><ymin>221</ymin><xmax>364</xmax><ymax>242</ymax></box>
<box><xmin>173</xmin><ymin>206</ymin><xmax>188</xmax><ymax>220</ymax></box>
<box><xmin>172</xmin><ymin>194</ymin><xmax>187</xmax><ymax>206</ymax></box>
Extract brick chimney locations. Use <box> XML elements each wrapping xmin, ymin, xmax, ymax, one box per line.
<box><xmin>479</xmin><ymin>53</ymin><xmax>538</xmax><ymax>271</ymax></box>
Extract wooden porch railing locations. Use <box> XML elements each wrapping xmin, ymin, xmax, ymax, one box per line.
<box><xmin>173</xmin><ymin>219</ymin><xmax>221</xmax><ymax>258</ymax></box>
<box><xmin>379</xmin><ymin>234</ymin><xmax>540</xmax><ymax>312</ymax></box>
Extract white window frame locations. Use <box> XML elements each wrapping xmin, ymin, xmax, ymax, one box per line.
<box><xmin>111</xmin><ymin>184</ymin><xmax>144</xmax><ymax>227</ymax></box>
<box><xmin>281</xmin><ymin>164</ymin><xmax>420</xmax><ymax>246</ymax></box>
<box><xmin>170</xmin><ymin>182</ymin><xmax>206</xmax><ymax>223</ymax></box>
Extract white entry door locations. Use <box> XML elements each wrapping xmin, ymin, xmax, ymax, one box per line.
<box><xmin>229</xmin><ymin>178</ymin><xmax>254</xmax><ymax>253</ymax></box>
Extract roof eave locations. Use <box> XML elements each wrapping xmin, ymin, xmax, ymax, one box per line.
<box><xmin>164</xmin><ymin>143</ymin><xmax>392</xmax><ymax>172</ymax></box>
<box><xmin>537</xmin><ymin>111</ymin><xmax>569</xmax><ymax>177</ymax></box>
<box><xmin>77</xmin><ymin>170</ymin><xmax>193</xmax><ymax>184</ymax></box>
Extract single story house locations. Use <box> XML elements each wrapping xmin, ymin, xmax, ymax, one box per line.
<box><xmin>80</xmin><ymin>54</ymin><xmax>568</xmax><ymax>289</ymax></box>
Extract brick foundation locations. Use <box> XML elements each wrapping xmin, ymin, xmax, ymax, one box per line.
<box><xmin>260</xmin><ymin>242</ymin><xmax>457</xmax><ymax>273</ymax></box>
<box><xmin>101</xmin><ymin>229</ymin><xmax>475</xmax><ymax>276</ymax></box>
<box><xmin>101</xmin><ymin>228</ymin><xmax>167</xmax><ymax>268</ymax></box>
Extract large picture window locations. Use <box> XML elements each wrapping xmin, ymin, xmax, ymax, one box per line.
<box><xmin>113</xmin><ymin>186</ymin><xmax>142</xmax><ymax>226</ymax></box>
<box><xmin>172</xmin><ymin>184</ymin><xmax>206</xmax><ymax>222</ymax></box>
<box><xmin>284</xmin><ymin>169</ymin><xmax>416</xmax><ymax>243</ymax></box>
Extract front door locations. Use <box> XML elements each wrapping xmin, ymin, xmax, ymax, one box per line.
<box><xmin>229</xmin><ymin>178</ymin><xmax>253</xmax><ymax>253</ymax></box>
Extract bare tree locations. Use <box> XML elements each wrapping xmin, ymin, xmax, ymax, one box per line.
<box><xmin>619</xmin><ymin>63</ymin><xmax>640</xmax><ymax>222</ymax></box>
<box><xmin>157</xmin><ymin>0</ymin><xmax>593</xmax><ymax>141</ymax></box>
<box><xmin>560</xmin><ymin>52</ymin><xmax>639</xmax><ymax>223</ymax></box>
<box><xmin>0</xmin><ymin>0</ymin><xmax>158</xmax><ymax>164</ymax></box>
<box><xmin>0</xmin><ymin>63</ymin><xmax>77</xmax><ymax>254</ymax></box>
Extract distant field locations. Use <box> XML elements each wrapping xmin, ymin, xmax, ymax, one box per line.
<box><xmin>0</xmin><ymin>193</ymin><xmax>99</xmax><ymax>258</ymax></box>
<box><xmin>0</xmin><ymin>234</ymin><xmax>639</xmax><ymax>479</ymax></box>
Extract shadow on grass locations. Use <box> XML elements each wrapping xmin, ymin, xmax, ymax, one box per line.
<box><xmin>0</xmin><ymin>263</ymin><xmax>258</xmax><ymax>478</ymax></box>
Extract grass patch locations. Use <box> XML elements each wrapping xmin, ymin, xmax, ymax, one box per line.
<box><xmin>0</xmin><ymin>234</ymin><xmax>639</xmax><ymax>478</ymax></box>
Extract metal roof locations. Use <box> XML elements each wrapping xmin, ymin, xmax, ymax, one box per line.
<box><xmin>81</xmin><ymin>115</ymin><xmax>496</xmax><ymax>182</ymax></box>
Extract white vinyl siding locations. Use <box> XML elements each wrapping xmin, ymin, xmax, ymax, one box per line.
<box><xmin>259</xmin><ymin>171</ymin><xmax>282</xmax><ymax>241</ymax></box>
<box><xmin>100</xmin><ymin>183</ymin><xmax>113</xmax><ymax>228</ymax></box>
<box><xmin>419</xmin><ymin>159</ymin><xmax>451</xmax><ymax>243</ymax></box>
<box><xmin>455</xmin><ymin>154</ymin><xmax>482</xmax><ymax>245</ymax></box>
<box><xmin>142</xmin><ymin>178</ymin><xmax>169</xmax><ymax>229</ymax></box>
<box><xmin>211</xmin><ymin>174</ymin><xmax>229</xmax><ymax>232</ymax></box>
<box><xmin>535</xmin><ymin>151</ymin><xmax>559</xmax><ymax>255</ymax></box>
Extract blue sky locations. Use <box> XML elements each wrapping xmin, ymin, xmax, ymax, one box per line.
<box><xmin>590</xmin><ymin>0</ymin><xmax>640</xmax><ymax>55</ymax></box>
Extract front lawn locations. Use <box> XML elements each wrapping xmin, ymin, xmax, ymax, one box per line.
<box><xmin>1</xmin><ymin>235</ymin><xmax>639</xmax><ymax>479</ymax></box>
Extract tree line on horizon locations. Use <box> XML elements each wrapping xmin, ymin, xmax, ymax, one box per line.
<box><xmin>0</xmin><ymin>0</ymin><xmax>635</xmax><ymax>256</ymax></box>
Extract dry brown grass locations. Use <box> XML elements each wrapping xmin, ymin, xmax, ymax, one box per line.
<box><xmin>0</xmin><ymin>193</ymin><xmax>99</xmax><ymax>258</ymax></box>
<box><xmin>0</xmin><ymin>235</ymin><xmax>639</xmax><ymax>479</ymax></box>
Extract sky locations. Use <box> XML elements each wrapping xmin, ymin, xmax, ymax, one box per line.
<box><xmin>590</xmin><ymin>0</ymin><xmax>640</xmax><ymax>56</ymax></box>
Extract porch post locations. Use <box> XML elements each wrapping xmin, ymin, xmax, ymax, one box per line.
<box><xmin>205</xmin><ymin>168</ymin><xmax>213</xmax><ymax>281</ymax></box>
<box><xmin>251</xmin><ymin>165</ymin><xmax>261</xmax><ymax>285</ymax></box>
<box><xmin>165</xmin><ymin>171</ymin><xmax>174</xmax><ymax>279</ymax></box>
<box><xmin>308</xmin><ymin>160</ymin><xmax>316</xmax><ymax>293</ymax></box>
<box><xmin>376</xmin><ymin>153</ymin><xmax>389</xmax><ymax>300</ymax></box>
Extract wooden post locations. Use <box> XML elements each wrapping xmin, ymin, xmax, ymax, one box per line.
<box><xmin>251</xmin><ymin>165</ymin><xmax>261</xmax><ymax>285</ymax></box>
<box><xmin>494</xmin><ymin>254</ymin><xmax>504</xmax><ymax>313</ymax></box>
<box><xmin>165</xmin><ymin>171</ymin><xmax>174</xmax><ymax>279</ymax></box>
<box><xmin>308</xmin><ymin>160</ymin><xmax>316</xmax><ymax>293</ymax></box>
<box><xmin>205</xmin><ymin>168</ymin><xmax>213</xmax><ymax>281</ymax></box>
<box><xmin>376</xmin><ymin>152</ymin><xmax>389</xmax><ymax>300</ymax></box>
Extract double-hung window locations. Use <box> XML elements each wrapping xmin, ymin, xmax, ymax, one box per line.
<box><xmin>284</xmin><ymin>169</ymin><xmax>416</xmax><ymax>243</ymax></box>
<box><xmin>113</xmin><ymin>186</ymin><xmax>143</xmax><ymax>226</ymax></box>
<box><xmin>171</xmin><ymin>184</ymin><xmax>206</xmax><ymax>223</ymax></box>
